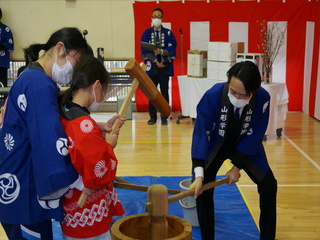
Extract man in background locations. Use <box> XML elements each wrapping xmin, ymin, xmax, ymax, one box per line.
<box><xmin>0</xmin><ymin>8</ymin><xmax>14</xmax><ymax>89</ymax></box>
<box><xmin>141</xmin><ymin>8</ymin><xmax>176</xmax><ymax>125</ymax></box>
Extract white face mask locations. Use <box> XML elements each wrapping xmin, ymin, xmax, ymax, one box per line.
<box><xmin>228</xmin><ymin>92</ymin><xmax>250</xmax><ymax>109</ymax></box>
<box><xmin>52</xmin><ymin>52</ymin><xmax>73</xmax><ymax>85</ymax></box>
<box><xmin>152</xmin><ymin>18</ymin><xmax>162</xmax><ymax>28</ymax></box>
<box><xmin>88</xmin><ymin>84</ymin><xmax>104</xmax><ymax>112</ymax></box>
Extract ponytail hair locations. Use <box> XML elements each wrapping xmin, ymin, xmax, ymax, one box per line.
<box><xmin>24</xmin><ymin>27</ymin><xmax>88</xmax><ymax>65</ymax></box>
<box><xmin>24</xmin><ymin>44</ymin><xmax>44</xmax><ymax>65</ymax></box>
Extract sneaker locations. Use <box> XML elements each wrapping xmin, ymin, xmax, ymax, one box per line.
<box><xmin>161</xmin><ymin>119</ymin><xmax>168</xmax><ymax>125</ymax></box>
<box><xmin>147</xmin><ymin>118</ymin><xmax>157</xmax><ymax>125</ymax></box>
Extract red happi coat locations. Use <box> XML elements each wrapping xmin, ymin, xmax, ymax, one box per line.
<box><xmin>60</xmin><ymin>114</ymin><xmax>124</xmax><ymax>238</ymax></box>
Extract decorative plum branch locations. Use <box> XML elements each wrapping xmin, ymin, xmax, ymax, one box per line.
<box><xmin>258</xmin><ymin>21</ymin><xmax>286</xmax><ymax>83</ymax></box>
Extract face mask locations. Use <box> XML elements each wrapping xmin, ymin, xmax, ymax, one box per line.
<box><xmin>152</xmin><ymin>18</ymin><xmax>162</xmax><ymax>28</ymax></box>
<box><xmin>228</xmin><ymin>92</ymin><xmax>250</xmax><ymax>109</ymax></box>
<box><xmin>52</xmin><ymin>52</ymin><xmax>73</xmax><ymax>85</ymax></box>
<box><xmin>88</xmin><ymin>84</ymin><xmax>104</xmax><ymax>112</ymax></box>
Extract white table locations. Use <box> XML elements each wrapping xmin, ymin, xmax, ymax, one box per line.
<box><xmin>177</xmin><ymin>75</ymin><xmax>289</xmax><ymax>138</ymax></box>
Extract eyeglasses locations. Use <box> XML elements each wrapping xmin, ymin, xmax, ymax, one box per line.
<box><xmin>152</xmin><ymin>15</ymin><xmax>163</xmax><ymax>19</ymax></box>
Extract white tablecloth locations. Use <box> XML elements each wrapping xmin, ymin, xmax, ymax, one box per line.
<box><xmin>178</xmin><ymin>75</ymin><xmax>289</xmax><ymax>137</ymax></box>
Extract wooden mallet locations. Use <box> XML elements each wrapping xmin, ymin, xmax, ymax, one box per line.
<box><xmin>77</xmin><ymin>59</ymin><xmax>172</xmax><ymax>208</ymax></box>
<box><xmin>109</xmin><ymin>58</ymin><xmax>171</xmax><ymax>134</ymax></box>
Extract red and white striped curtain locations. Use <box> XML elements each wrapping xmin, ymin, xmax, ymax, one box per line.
<box><xmin>133</xmin><ymin>0</ymin><xmax>320</xmax><ymax>119</ymax></box>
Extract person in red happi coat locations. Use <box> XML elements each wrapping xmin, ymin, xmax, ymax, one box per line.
<box><xmin>59</xmin><ymin>55</ymin><xmax>126</xmax><ymax>240</ymax></box>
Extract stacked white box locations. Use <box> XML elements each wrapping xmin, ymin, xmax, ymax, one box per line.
<box><xmin>207</xmin><ymin>61</ymin><xmax>235</xmax><ymax>81</ymax></box>
<box><xmin>207</xmin><ymin>42</ymin><xmax>244</xmax><ymax>81</ymax></box>
<box><xmin>236</xmin><ymin>53</ymin><xmax>264</xmax><ymax>75</ymax></box>
<box><xmin>187</xmin><ymin>50</ymin><xmax>207</xmax><ymax>78</ymax></box>
<box><xmin>208</xmin><ymin>42</ymin><xmax>244</xmax><ymax>62</ymax></box>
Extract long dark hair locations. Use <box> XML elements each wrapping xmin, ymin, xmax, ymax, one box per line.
<box><xmin>24</xmin><ymin>27</ymin><xmax>88</xmax><ymax>65</ymax></box>
<box><xmin>59</xmin><ymin>55</ymin><xmax>110</xmax><ymax>106</ymax></box>
<box><xmin>227</xmin><ymin>61</ymin><xmax>261</xmax><ymax>96</ymax></box>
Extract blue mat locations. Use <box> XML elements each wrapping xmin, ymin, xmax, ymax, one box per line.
<box><xmin>52</xmin><ymin>176</ymin><xmax>259</xmax><ymax>239</ymax></box>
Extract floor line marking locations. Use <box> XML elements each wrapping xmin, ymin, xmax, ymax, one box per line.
<box><xmin>118</xmin><ymin>141</ymin><xmax>192</xmax><ymax>144</ymax></box>
<box><xmin>283</xmin><ymin>133</ymin><xmax>320</xmax><ymax>171</ymax></box>
<box><xmin>238</xmin><ymin>184</ymin><xmax>320</xmax><ymax>187</ymax></box>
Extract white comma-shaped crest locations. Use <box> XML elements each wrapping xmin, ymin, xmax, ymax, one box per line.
<box><xmin>17</xmin><ymin>94</ymin><xmax>27</xmax><ymax>112</ymax></box>
<box><xmin>56</xmin><ymin>138</ymin><xmax>69</xmax><ymax>156</ymax></box>
<box><xmin>146</xmin><ymin>61</ymin><xmax>152</xmax><ymax>71</ymax></box>
<box><xmin>0</xmin><ymin>173</ymin><xmax>20</xmax><ymax>204</ymax></box>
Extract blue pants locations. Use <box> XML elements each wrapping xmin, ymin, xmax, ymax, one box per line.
<box><xmin>1</xmin><ymin>220</ymin><xmax>53</xmax><ymax>240</ymax></box>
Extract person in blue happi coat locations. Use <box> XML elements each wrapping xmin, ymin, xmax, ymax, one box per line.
<box><xmin>190</xmin><ymin>61</ymin><xmax>277</xmax><ymax>240</ymax></box>
<box><xmin>0</xmin><ymin>27</ymin><xmax>89</xmax><ymax>240</ymax></box>
<box><xmin>141</xmin><ymin>8</ymin><xmax>177</xmax><ymax>125</ymax></box>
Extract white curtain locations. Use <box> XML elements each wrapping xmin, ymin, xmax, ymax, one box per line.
<box><xmin>314</xmin><ymin>38</ymin><xmax>320</xmax><ymax>120</ymax></box>
<box><xmin>271</xmin><ymin>21</ymin><xmax>287</xmax><ymax>84</ymax></box>
<box><xmin>190</xmin><ymin>21</ymin><xmax>210</xmax><ymax>50</ymax></box>
<box><xmin>303</xmin><ymin>21</ymin><xmax>315</xmax><ymax>115</ymax></box>
<box><xmin>228</xmin><ymin>22</ymin><xmax>248</xmax><ymax>53</ymax></box>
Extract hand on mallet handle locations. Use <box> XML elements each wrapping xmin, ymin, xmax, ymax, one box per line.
<box><xmin>97</xmin><ymin>115</ymin><xmax>126</xmax><ymax>136</ymax></box>
<box><xmin>168</xmin><ymin>177</ymin><xmax>230</xmax><ymax>204</ymax></box>
<box><xmin>225</xmin><ymin>165</ymin><xmax>241</xmax><ymax>184</ymax></box>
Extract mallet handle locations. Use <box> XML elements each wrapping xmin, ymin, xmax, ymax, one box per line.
<box><xmin>168</xmin><ymin>177</ymin><xmax>230</xmax><ymax>204</ymax></box>
<box><xmin>115</xmin><ymin>176</ymin><xmax>130</xmax><ymax>183</ymax></box>
<box><xmin>110</xmin><ymin>62</ymin><xmax>145</xmax><ymax>134</ymax></box>
<box><xmin>113</xmin><ymin>181</ymin><xmax>181</xmax><ymax>194</ymax></box>
<box><xmin>77</xmin><ymin>192</ymin><xmax>88</xmax><ymax>208</ymax></box>
<box><xmin>111</xmin><ymin>78</ymin><xmax>139</xmax><ymax>134</ymax></box>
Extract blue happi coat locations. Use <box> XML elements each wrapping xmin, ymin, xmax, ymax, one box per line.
<box><xmin>141</xmin><ymin>26</ymin><xmax>176</xmax><ymax>76</ymax></box>
<box><xmin>0</xmin><ymin>22</ymin><xmax>14</xmax><ymax>69</ymax></box>
<box><xmin>0</xmin><ymin>64</ymin><xmax>78</xmax><ymax>224</ymax></box>
<box><xmin>191</xmin><ymin>82</ymin><xmax>271</xmax><ymax>173</ymax></box>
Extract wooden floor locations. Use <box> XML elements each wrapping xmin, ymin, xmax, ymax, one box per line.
<box><xmin>0</xmin><ymin>111</ymin><xmax>319</xmax><ymax>239</ymax></box>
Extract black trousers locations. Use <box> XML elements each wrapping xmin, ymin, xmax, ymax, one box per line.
<box><xmin>0</xmin><ymin>67</ymin><xmax>8</xmax><ymax>87</ymax></box>
<box><xmin>148</xmin><ymin>68</ymin><xmax>169</xmax><ymax>120</ymax></box>
<box><xmin>196</xmin><ymin>156</ymin><xmax>277</xmax><ymax>240</ymax></box>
